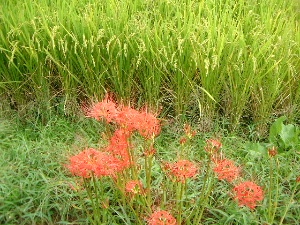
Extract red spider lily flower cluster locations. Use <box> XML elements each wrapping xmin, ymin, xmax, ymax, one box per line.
<box><xmin>164</xmin><ymin>160</ymin><xmax>198</xmax><ymax>183</ymax></box>
<box><xmin>86</xmin><ymin>96</ymin><xmax>119</xmax><ymax>123</ymax></box>
<box><xmin>106</xmin><ymin>128</ymin><xmax>131</xmax><ymax>169</ymax></box>
<box><xmin>233</xmin><ymin>181</ymin><xmax>264</xmax><ymax>209</ymax></box>
<box><xmin>207</xmin><ymin>138</ymin><xmax>264</xmax><ymax>209</ymax></box>
<box><xmin>67</xmin><ymin>148</ymin><xmax>121</xmax><ymax>178</ymax></box>
<box><xmin>114</xmin><ymin>106</ymin><xmax>141</xmax><ymax>132</ymax></box>
<box><xmin>136</xmin><ymin>110</ymin><xmax>161</xmax><ymax>139</ymax></box>
<box><xmin>148</xmin><ymin>210</ymin><xmax>177</xmax><ymax>225</ymax></box>
<box><xmin>213</xmin><ymin>158</ymin><xmax>240</xmax><ymax>182</ymax></box>
<box><xmin>68</xmin><ymin>96</ymin><xmax>161</xmax><ymax>179</ymax></box>
<box><xmin>125</xmin><ymin>180</ymin><xmax>144</xmax><ymax>195</ymax></box>
<box><xmin>67</xmin><ymin>129</ymin><xmax>132</xmax><ymax>178</ymax></box>
<box><xmin>87</xmin><ymin>96</ymin><xmax>161</xmax><ymax>139</ymax></box>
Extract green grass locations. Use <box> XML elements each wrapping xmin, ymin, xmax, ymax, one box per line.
<box><xmin>1</xmin><ymin>110</ymin><xmax>299</xmax><ymax>224</ymax></box>
<box><xmin>0</xmin><ymin>115</ymin><xmax>80</xmax><ymax>224</ymax></box>
<box><xmin>0</xmin><ymin>0</ymin><xmax>299</xmax><ymax>132</ymax></box>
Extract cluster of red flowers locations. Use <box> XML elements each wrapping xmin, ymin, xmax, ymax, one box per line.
<box><xmin>147</xmin><ymin>210</ymin><xmax>177</xmax><ymax>225</ymax></box>
<box><xmin>67</xmin><ymin>148</ymin><xmax>120</xmax><ymax>178</ymax></box>
<box><xmin>205</xmin><ymin>139</ymin><xmax>239</xmax><ymax>182</ymax></box>
<box><xmin>67</xmin><ymin>130</ymin><xmax>131</xmax><ymax>178</ymax></box>
<box><xmin>86</xmin><ymin>96</ymin><xmax>118</xmax><ymax>123</ymax></box>
<box><xmin>164</xmin><ymin>159</ymin><xmax>198</xmax><ymax>183</ymax></box>
<box><xmin>213</xmin><ymin>158</ymin><xmax>240</xmax><ymax>182</ymax></box>
<box><xmin>106</xmin><ymin>128</ymin><xmax>131</xmax><ymax>169</ymax></box>
<box><xmin>233</xmin><ymin>181</ymin><xmax>264</xmax><ymax>209</ymax></box>
<box><xmin>67</xmin><ymin>96</ymin><xmax>161</xmax><ymax>179</ymax></box>
<box><xmin>87</xmin><ymin>96</ymin><xmax>161</xmax><ymax>139</ymax></box>
<box><xmin>69</xmin><ymin>95</ymin><xmax>265</xmax><ymax>220</ymax></box>
<box><xmin>206</xmin><ymin>138</ymin><xmax>264</xmax><ymax>209</ymax></box>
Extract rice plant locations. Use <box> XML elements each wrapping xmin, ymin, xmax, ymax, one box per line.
<box><xmin>0</xmin><ymin>0</ymin><xmax>299</xmax><ymax>130</ymax></box>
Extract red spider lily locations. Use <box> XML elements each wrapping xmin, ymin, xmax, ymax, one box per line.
<box><xmin>136</xmin><ymin>109</ymin><xmax>161</xmax><ymax>139</ymax></box>
<box><xmin>213</xmin><ymin>158</ymin><xmax>240</xmax><ymax>182</ymax></box>
<box><xmin>67</xmin><ymin>148</ymin><xmax>100</xmax><ymax>178</ymax></box>
<box><xmin>87</xmin><ymin>96</ymin><xmax>119</xmax><ymax>123</ymax></box>
<box><xmin>86</xmin><ymin>96</ymin><xmax>161</xmax><ymax>139</ymax></box>
<box><xmin>125</xmin><ymin>180</ymin><xmax>144</xmax><ymax>195</ymax></box>
<box><xmin>67</xmin><ymin>148</ymin><xmax>119</xmax><ymax>178</ymax></box>
<box><xmin>114</xmin><ymin>106</ymin><xmax>141</xmax><ymax>131</ymax></box>
<box><xmin>94</xmin><ymin>154</ymin><xmax>124</xmax><ymax>177</ymax></box>
<box><xmin>148</xmin><ymin>210</ymin><xmax>177</xmax><ymax>225</ymax></box>
<box><xmin>115</xmin><ymin>106</ymin><xmax>161</xmax><ymax>139</ymax></box>
<box><xmin>106</xmin><ymin>128</ymin><xmax>132</xmax><ymax>170</ymax></box>
<box><xmin>165</xmin><ymin>160</ymin><xmax>198</xmax><ymax>183</ymax></box>
<box><xmin>233</xmin><ymin>181</ymin><xmax>264</xmax><ymax>209</ymax></box>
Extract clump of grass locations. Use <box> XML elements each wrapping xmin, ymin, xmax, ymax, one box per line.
<box><xmin>0</xmin><ymin>114</ymin><xmax>105</xmax><ymax>224</ymax></box>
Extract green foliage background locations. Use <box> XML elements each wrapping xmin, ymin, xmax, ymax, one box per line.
<box><xmin>1</xmin><ymin>0</ymin><xmax>299</xmax><ymax>131</ymax></box>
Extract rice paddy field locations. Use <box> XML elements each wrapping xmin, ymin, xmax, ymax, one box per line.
<box><xmin>0</xmin><ymin>0</ymin><xmax>299</xmax><ymax>224</ymax></box>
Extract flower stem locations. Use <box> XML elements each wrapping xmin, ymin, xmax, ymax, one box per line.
<box><xmin>194</xmin><ymin>176</ymin><xmax>215</xmax><ymax>225</ymax></box>
<box><xmin>191</xmin><ymin>158</ymin><xmax>213</xmax><ymax>224</ymax></box>
<box><xmin>268</xmin><ymin>156</ymin><xmax>274</xmax><ymax>222</ymax></box>
<box><xmin>176</xmin><ymin>181</ymin><xmax>186</xmax><ymax>224</ymax></box>
<box><xmin>84</xmin><ymin>177</ymin><xmax>101</xmax><ymax>225</ymax></box>
<box><xmin>145</xmin><ymin>154</ymin><xmax>153</xmax><ymax>208</ymax></box>
<box><xmin>278</xmin><ymin>180</ymin><xmax>299</xmax><ymax>225</ymax></box>
<box><xmin>267</xmin><ymin>156</ymin><xmax>280</xmax><ymax>224</ymax></box>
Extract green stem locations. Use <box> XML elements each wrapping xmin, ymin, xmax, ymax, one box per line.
<box><xmin>268</xmin><ymin>157</ymin><xmax>280</xmax><ymax>225</ymax></box>
<box><xmin>145</xmin><ymin>154</ymin><xmax>153</xmax><ymax>207</ymax></box>
<box><xmin>128</xmin><ymin>137</ymin><xmax>139</xmax><ymax>180</ymax></box>
<box><xmin>187</xmin><ymin>158</ymin><xmax>211</xmax><ymax>223</ymax></box>
<box><xmin>92</xmin><ymin>174</ymin><xmax>103</xmax><ymax>224</ymax></box>
<box><xmin>177</xmin><ymin>181</ymin><xmax>186</xmax><ymax>225</ymax></box>
<box><xmin>278</xmin><ymin>180</ymin><xmax>299</xmax><ymax>225</ymax></box>
<box><xmin>81</xmin><ymin>179</ymin><xmax>95</xmax><ymax>224</ymax></box>
<box><xmin>161</xmin><ymin>178</ymin><xmax>174</xmax><ymax>209</ymax></box>
<box><xmin>268</xmin><ymin>157</ymin><xmax>274</xmax><ymax>222</ymax></box>
<box><xmin>272</xmin><ymin>158</ymin><xmax>280</xmax><ymax>222</ymax></box>
<box><xmin>84</xmin><ymin>178</ymin><xmax>101</xmax><ymax>225</ymax></box>
<box><xmin>194</xmin><ymin>177</ymin><xmax>215</xmax><ymax>225</ymax></box>
<box><xmin>114</xmin><ymin>181</ymin><xmax>144</xmax><ymax>225</ymax></box>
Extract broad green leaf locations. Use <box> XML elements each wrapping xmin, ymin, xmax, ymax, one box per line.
<box><xmin>280</xmin><ymin>124</ymin><xmax>299</xmax><ymax>149</ymax></box>
<box><xmin>245</xmin><ymin>142</ymin><xmax>268</xmax><ymax>157</ymax></box>
<box><xmin>269</xmin><ymin>116</ymin><xmax>286</xmax><ymax>144</ymax></box>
